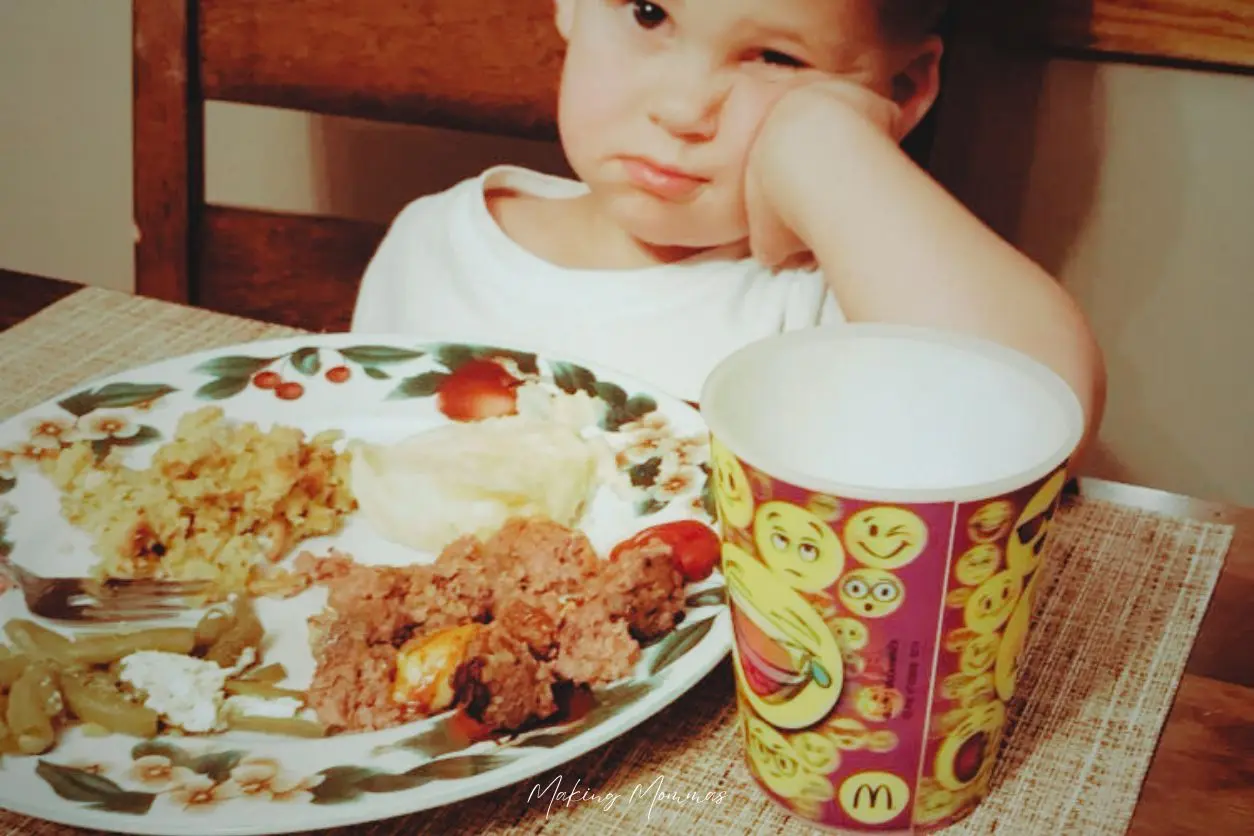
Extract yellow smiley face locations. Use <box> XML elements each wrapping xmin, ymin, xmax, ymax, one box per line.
<box><xmin>963</xmin><ymin>570</ymin><xmax>1023</xmax><ymax>635</ymax></box>
<box><xmin>726</xmin><ymin>544</ymin><xmax>845</xmax><ymax>729</ymax></box>
<box><xmin>914</xmin><ymin>781</ymin><xmax>963</xmax><ymax>827</ymax></box>
<box><xmin>824</xmin><ymin>717</ymin><xmax>868</xmax><ymax>751</ymax></box>
<box><xmin>754</xmin><ymin>501</ymin><xmax>845</xmax><ymax>592</ymax></box>
<box><xmin>839</xmin><ymin>568</ymin><xmax>905</xmax><ymax>619</ymax></box>
<box><xmin>933</xmin><ymin>701</ymin><xmax>1007</xmax><ymax>791</ymax></box>
<box><xmin>790</xmin><ymin>731</ymin><xmax>841</xmax><ymax>772</ymax></box>
<box><xmin>843</xmin><ymin>506</ymin><xmax>928</xmax><ymax>570</ymax></box>
<box><xmin>954</xmin><ymin>544</ymin><xmax>1001</xmax><ymax>587</ymax></box>
<box><xmin>855</xmin><ymin>685</ymin><xmax>905</xmax><ymax>723</ymax></box>
<box><xmin>710</xmin><ymin>436</ymin><xmax>755</xmax><ymax>530</ymax></box>
<box><xmin>995</xmin><ymin>570</ymin><xmax>1040</xmax><ymax>701</ymax></box>
<box><xmin>744</xmin><ymin>714</ymin><xmax>836</xmax><ymax>805</ymax></box>
<box><xmin>828</xmin><ymin>617</ymin><xmax>869</xmax><ymax>653</ymax></box>
<box><xmin>959</xmin><ymin>632</ymin><xmax>1001</xmax><ymax>676</ymax></box>
<box><xmin>966</xmin><ymin>500</ymin><xmax>1014</xmax><ymax>543</ymax></box>
<box><xmin>1006</xmin><ymin>468</ymin><xmax>1067</xmax><ymax>576</ymax></box>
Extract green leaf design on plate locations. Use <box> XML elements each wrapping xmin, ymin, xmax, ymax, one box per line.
<box><xmin>700</xmin><ymin>469</ymin><xmax>717</xmax><ymax>520</ymax></box>
<box><xmin>433</xmin><ymin>344</ymin><xmax>476</xmax><ymax>372</ymax></box>
<box><xmin>35</xmin><ymin>761</ymin><xmax>156</xmax><ymax>815</ymax></box>
<box><xmin>195</xmin><ymin>376</ymin><xmax>251</xmax><ymax>401</ymax></box>
<box><xmin>291</xmin><ymin>347</ymin><xmax>322</xmax><ymax>377</ymax></box>
<box><xmin>193</xmin><ymin>355</ymin><xmax>276</xmax><ymax>378</ymax></box>
<box><xmin>491</xmin><ymin>349</ymin><xmax>540</xmax><ymax>376</ymax></box>
<box><xmin>648</xmin><ymin>616</ymin><xmax>716</xmax><ymax>677</ymax></box>
<box><xmin>0</xmin><ymin>477</ymin><xmax>15</xmax><ymax>497</ymax></box>
<box><xmin>507</xmin><ymin>682</ymin><xmax>653</xmax><ymax>751</ymax></box>
<box><xmin>189</xmin><ymin>750</ymin><xmax>245</xmax><ymax>782</ymax></box>
<box><xmin>105</xmin><ymin>425</ymin><xmax>161</xmax><ymax>450</ymax></box>
<box><xmin>339</xmin><ymin>345</ymin><xmax>425</xmax><ymax>365</ymax></box>
<box><xmin>0</xmin><ymin>532</ymin><xmax>13</xmax><ymax>557</ymax></box>
<box><xmin>388</xmin><ymin>371</ymin><xmax>448</xmax><ymax>400</ymax></box>
<box><xmin>628</xmin><ymin>457</ymin><xmax>662</xmax><ymax>488</ymax></box>
<box><xmin>57</xmin><ymin>383</ymin><xmax>178</xmax><ymax>417</ymax></box>
<box><xmin>551</xmin><ymin>361</ymin><xmax>598</xmax><ymax>397</ymax></box>
<box><xmin>362</xmin><ymin>366</ymin><xmax>392</xmax><ymax>381</ymax></box>
<box><xmin>131</xmin><ymin>740</ymin><xmax>194</xmax><ymax>768</ymax></box>
<box><xmin>635</xmin><ymin>496</ymin><xmax>667</xmax><ymax>516</ymax></box>
<box><xmin>311</xmin><ymin>753</ymin><xmax>522</xmax><ymax>805</ymax></box>
<box><xmin>595</xmin><ymin>380</ymin><xmax>628</xmax><ymax>408</ymax></box>
<box><xmin>685</xmin><ymin>587</ymin><xmax>727</xmax><ymax>609</ymax></box>
<box><xmin>382</xmin><ymin>716</ymin><xmax>481</xmax><ymax>759</ymax></box>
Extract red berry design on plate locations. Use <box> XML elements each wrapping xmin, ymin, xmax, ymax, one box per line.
<box><xmin>436</xmin><ymin>359</ymin><xmax>520</xmax><ymax>422</ymax></box>
<box><xmin>276</xmin><ymin>381</ymin><xmax>304</xmax><ymax>400</ymax></box>
<box><xmin>326</xmin><ymin>365</ymin><xmax>351</xmax><ymax>383</ymax></box>
<box><xmin>253</xmin><ymin>370</ymin><xmax>281</xmax><ymax>389</ymax></box>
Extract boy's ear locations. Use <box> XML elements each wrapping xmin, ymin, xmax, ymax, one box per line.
<box><xmin>554</xmin><ymin>0</ymin><xmax>575</xmax><ymax>40</ymax></box>
<box><xmin>889</xmin><ymin>36</ymin><xmax>944</xmax><ymax>138</ymax></box>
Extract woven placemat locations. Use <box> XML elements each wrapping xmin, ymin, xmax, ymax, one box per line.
<box><xmin>0</xmin><ymin>289</ymin><xmax>1235</xmax><ymax>836</ymax></box>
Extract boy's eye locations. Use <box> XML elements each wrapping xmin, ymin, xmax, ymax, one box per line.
<box><xmin>758</xmin><ymin>49</ymin><xmax>808</xmax><ymax>69</ymax></box>
<box><xmin>631</xmin><ymin>0</ymin><xmax>668</xmax><ymax>29</ymax></box>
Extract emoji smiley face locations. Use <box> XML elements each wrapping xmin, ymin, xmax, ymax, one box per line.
<box><xmin>754</xmin><ymin>501</ymin><xmax>845</xmax><ymax>592</ymax></box>
<box><xmin>744</xmin><ymin>714</ymin><xmax>835</xmax><ymax>807</ymax></box>
<box><xmin>954</xmin><ymin>544</ymin><xmax>1001</xmax><ymax>587</ymax></box>
<box><xmin>963</xmin><ymin>570</ymin><xmax>1023</xmax><ymax>635</ymax></box>
<box><xmin>790</xmin><ymin>731</ymin><xmax>841</xmax><ymax>772</ymax></box>
<box><xmin>710</xmin><ymin>437</ymin><xmax>755</xmax><ymax>530</ymax></box>
<box><xmin>959</xmin><ymin>632</ymin><xmax>1001</xmax><ymax>676</ymax></box>
<box><xmin>1006</xmin><ymin>468</ymin><xmax>1067</xmax><ymax>576</ymax></box>
<box><xmin>933</xmin><ymin>701</ymin><xmax>1007</xmax><ymax>791</ymax></box>
<box><xmin>839</xmin><ymin>568</ymin><xmax>905</xmax><ymax>619</ymax></box>
<box><xmin>914</xmin><ymin>780</ymin><xmax>963</xmax><ymax>827</ymax></box>
<box><xmin>967</xmin><ymin>500</ymin><xmax>1014</xmax><ymax>543</ymax></box>
<box><xmin>995</xmin><ymin>569</ymin><xmax>1039</xmax><ymax>701</ymax></box>
<box><xmin>843</xmin><ymin>506</ymin><xmax>927</xmax><ymax>570</ymax></box>
<box><xmin>855</xmin><ymin>685</ymin><xmax>905</xmax><ymax>723</ymax></box>
<box><xmin>824</xmin><ymin>717</ymin><xmax>868</xmax><ymax>751</ymax></box>
<box><xmin>828</xmin><ymin>617</ymin><xmax>869</xmax><ymax>654</ymax></box>
<box><xmin>864</xmin><ymin>729</ymin><xmax>899</xmax><ymax>753</ymax></box>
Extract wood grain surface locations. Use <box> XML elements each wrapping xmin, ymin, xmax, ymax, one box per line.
<box><xmin>200</xmin><ymin>0</ymin><xmax>566</xmax><ymax>139</ymax></box>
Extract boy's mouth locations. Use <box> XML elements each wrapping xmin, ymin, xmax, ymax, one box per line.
<box><xmin>620</xmin><ymin>156</ymin><xmax>709</xmax><ymax>202</ymax></box>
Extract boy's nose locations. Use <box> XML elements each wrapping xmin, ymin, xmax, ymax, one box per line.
<box><xmin>648</xmin><ymin>65</ymin><xmax>728</xmax><ymax>142</ymax></box>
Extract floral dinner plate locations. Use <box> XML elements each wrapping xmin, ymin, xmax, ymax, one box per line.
<box><xmin>0</xmin><ymin>334</ymin><xmax>730</xmax><ymax>835</ymax></box>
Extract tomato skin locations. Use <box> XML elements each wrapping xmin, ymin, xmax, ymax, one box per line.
<box><xmin>611</xmin><ymin>520</ymin><xmax>721</xmax><ymax>582</ymax></box>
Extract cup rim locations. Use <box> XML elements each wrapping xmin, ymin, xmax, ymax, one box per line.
<box><xmin>699</xmin><ymin>323</ymin><xmax>1086</xmax><ymax>504</ymax></box>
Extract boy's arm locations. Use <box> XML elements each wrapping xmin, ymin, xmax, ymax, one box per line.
<box><xmin>749</xmin><ymin>83</ymin><xmax>1107</xmax><ymax>467</ymax></box>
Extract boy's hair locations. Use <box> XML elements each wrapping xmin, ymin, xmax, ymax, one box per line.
<box><xmin>878</xmin><ymin>0</ymin><xmax>950</xmax><ymax>40</ymax></box>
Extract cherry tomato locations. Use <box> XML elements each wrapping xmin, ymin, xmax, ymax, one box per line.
<box><xmin>612</xmin><ymin>520</ymin><xmax>721</xmax><ymax>582</ymax></box>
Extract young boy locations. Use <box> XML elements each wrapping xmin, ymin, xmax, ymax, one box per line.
<box><xmin>352</xmin><ymin>0</ymin><xmax>1106</xmax><ymax>458</ymax></box>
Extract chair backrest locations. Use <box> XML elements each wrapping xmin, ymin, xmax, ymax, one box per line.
<box><xmin>133</xmin><ymin>0</ymin><xmax>566</xmax><ymax>330</ymax></box>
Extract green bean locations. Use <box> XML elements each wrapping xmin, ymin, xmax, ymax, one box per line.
<box><xmin>204</xmin><ymin>598</ymin><xmax>263</xmax><ymax>668</ymax></box>
<box><xmin>4</xmin><ymin>621</ymin><xmax>73</xmax><ymax>666</ymax></box>
<box><xmin>223</xmin><ymin>680</ymin><xmax>306</xmax><ymax>701</ymax></box>
<box><xmin>60</xmin><ymin>670</ymin><xmax>158</xmax><ymax>739</ymax></box>
<box><xmin>237</xmin><ymin>662</ymin><xmax>287</xmax><ymax>683</ymax></box>
<box><xmin>6</xmin><ymin>662</ymin><xmax>61</xmax><ymax>755</ymax></box>
<box><xmin>193</xmin><ymin>607</ymin><xmax>232</xmax><ymax>650</ymax></box>
<box><xmin>67</xmin><ymin>628</ymin><xmax>196</xmax><ymax>666</ymax></box>
<box><xmin>0</xmin><ymin>653</ymin><xmax>29</xmax><ymax>688</ymax></box>
<box><xmin>224</xmin><ymin>714</ymin><xmax>326</xmax><ymax>738</ymax></box>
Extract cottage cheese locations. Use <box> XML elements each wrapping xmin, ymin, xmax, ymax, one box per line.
<box><xmin>221</xmin><ymin>695</ymin><xmax>304</xmax><ymax>720</ymax></box>
<box><xmin>118</xmin><ymin>651</ymin><xmax>229</xmax><ymax>733</ymax></box>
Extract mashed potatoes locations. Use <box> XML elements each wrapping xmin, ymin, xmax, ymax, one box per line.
<box><xmin>349</xmin><ymin>414</ymin><xmax>604</xmax><ymax>553</ymax></box>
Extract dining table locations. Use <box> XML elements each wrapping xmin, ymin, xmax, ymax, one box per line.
<box><xmin>0</xmin><ymin>269</ymin><xmax>1250</xmax><ymax>836</ymax></box>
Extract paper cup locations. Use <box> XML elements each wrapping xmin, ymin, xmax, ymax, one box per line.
<box><xmin>701</xmin><ymin>324</ymin><xmax>1084</xmax><ymax>833</ymax></box>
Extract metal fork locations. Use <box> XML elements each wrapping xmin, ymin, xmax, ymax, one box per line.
<box><xmin>0</xmin><ymin>556</ymin><xmax>210</xmax><ymax>622</ymax></box>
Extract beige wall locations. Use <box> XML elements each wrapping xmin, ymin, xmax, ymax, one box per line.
<box><xmin>0</xmin><ymin>3</ymin><xmax>1250</xmax><ymax>505</ymax></box>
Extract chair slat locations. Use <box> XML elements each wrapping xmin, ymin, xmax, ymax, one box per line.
<box><xmin>199</xmin><ymin>0</ymin><xmax>565</xmax><ymax>139</ymax></box>
<box><xmin>197</xmin><ymin>206</ymin><xmax>386</xmax><ymax>331</ymax></box>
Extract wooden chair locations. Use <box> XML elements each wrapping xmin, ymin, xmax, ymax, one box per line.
<box><xmin>129</xmin><ymin>2</ymin><xmax>970</xmax><ymax>332</ymax></box>
<box><xmin>133</xmin><ymin>0</ymin><xmax>567</xmax><ymax>331</ymax></box>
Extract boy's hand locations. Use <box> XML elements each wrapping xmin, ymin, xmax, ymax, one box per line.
<box><xmin>745</xmin><ymin>79</ymin><xmax>904</xmax><ymax>268</ymax></box>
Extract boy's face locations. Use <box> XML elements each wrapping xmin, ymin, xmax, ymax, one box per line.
<box><xmin>554</xmin><ymin>0</ymin><xmax>919</xmax><ymax>252</ymax></box>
